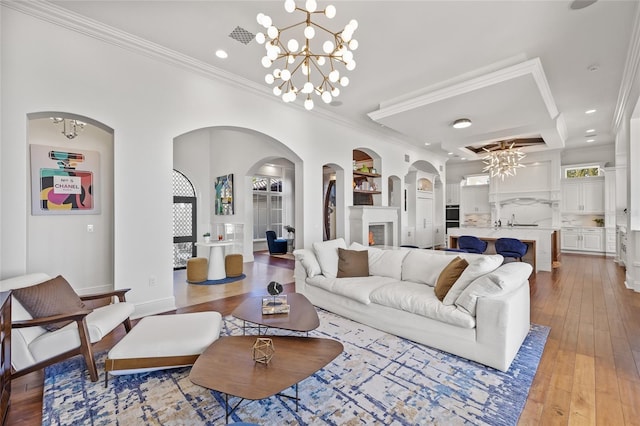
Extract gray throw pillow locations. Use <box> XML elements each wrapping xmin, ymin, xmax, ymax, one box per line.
<box><xmin>337</xmin><ymin>248</ymin><xmax>370</xmax><ymax>278</ymax></box>
<box><xmin>12</xmin><ymin>275</ymin><xmax>89</xmax><ymax>331</ymax></box>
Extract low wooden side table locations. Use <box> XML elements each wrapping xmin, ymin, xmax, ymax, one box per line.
<box><xmin>189</xmin><ymin>335</ymin><xmax>343</xmax><ymax>423</ymax></box>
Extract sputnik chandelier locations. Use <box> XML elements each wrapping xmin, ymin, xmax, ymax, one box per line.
<box><xmin>50</xmin><ymin>117</ymin><xmax>86</xmax><ymax>140</ymax></box>
<box><xmin>482</xmin><ymin>142</ymin><xmax>526</xmax><ymax>180</ymax></box>
<box><xmin>255</xmin><ymin>0</ymin><xmax>358</xmax><ymax>110</ymax></box>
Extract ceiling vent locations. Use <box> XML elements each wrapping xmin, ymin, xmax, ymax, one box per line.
<box><xmin>229</xmin><ymin>26</ymin><xmax>255</xmax><ymax>45</ymax></box>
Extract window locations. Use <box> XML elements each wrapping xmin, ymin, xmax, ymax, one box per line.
<box><xmin>252</xmin><ymin>176</ymin><xmax>284</xmax><ymax>239</ymax></box>
<box><xmin>564</xmin><ymin>165</ymin><xmax>601</xmax><ymax>178</ymax></box>
<box><xmin>464</xmin><ymin>174</ymin><xmax>490</xmax><ymax>186</ymax></box>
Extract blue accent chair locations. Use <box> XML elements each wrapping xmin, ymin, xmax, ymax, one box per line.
<box><xmin>495</xmin><ymin>237</ymin><xmax>528</xmax><ymax>261</ymax></box>
<box><xmin>457</xmin><ymin>235</ymin><xmax>488</xmax><ymax>254</ymax></box>
<box><xmin>266</xmin><ymin>230</ymin><xmax>288</xmax><ymax>255</ymax></box>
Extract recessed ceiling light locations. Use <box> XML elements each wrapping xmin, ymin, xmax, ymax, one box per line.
<box><xmin>461</xmin><ymin>157</ymin><xmax>467</xmax><ymax>160</ymax></box>
<box><xmin>424</xmin><ymin>142</ymin><xmax>431</xmax><ymax>146</ymax></box>
<box><xmin>215</xmin><ymin>49</ymin><xmax>228</xmax><ymax>59</ymax></box>
<box><xmin>585</xmin><ymin>109</ymin><xmax>596</xmax><ymax>114</ymax></box>
<box><xmin>452</xmin><ymin>118</ymin><xmax>472</xmax><ymax>129</ymax></box>
<box><xmin>586</xmin><ymin>128</ymin><xmax>595</xmax><ymax>133</ymax></box>
<box><xmin>586</xmin><ymin>139</ymin><xmax>595</xmax><ymax>143</ymax></box>
<box><xmin>447</xmin><ymin>152</ymin><xmax>453</xmax><ymax>155</ymax></box>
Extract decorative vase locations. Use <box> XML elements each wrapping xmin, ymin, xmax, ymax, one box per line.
<box><xmin>204</xmin><ymin>236</ymin><xmax>210</xmax><ymax>243</ymax></box>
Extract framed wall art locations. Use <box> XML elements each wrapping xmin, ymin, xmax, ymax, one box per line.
<box><xmin>215</xmin><ymin>174</ymin><xmax>234</xmax><ymax>215</ymax></box>
<box><xmin>30</xmin><ymin>144</ymin><xmax>101</xmax><ymax>215</ymax></box>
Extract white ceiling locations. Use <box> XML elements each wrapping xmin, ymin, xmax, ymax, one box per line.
<box><xmin>48</xmin><ymin>0</ymin><xmax>638</xmax><ymax>162</ymax></box>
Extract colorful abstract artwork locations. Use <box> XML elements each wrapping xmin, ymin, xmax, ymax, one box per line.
<box><xmin>30</xmin><ymin>145</ymin><xmax>100</xmax><ymax>215</ymax></box>
<box><xmin>214</xmin><ymin>174</ymin><xmax>234</xmax><ymax>215</ymax></box>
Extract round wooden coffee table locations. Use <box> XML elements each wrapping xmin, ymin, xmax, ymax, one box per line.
<box><xmin>189</xmin><ymin>335</ymin><xmax>343</xmax><ymax>423</ymax></box>
<box><xmin>232</xmin><ymin>293</ymin><xmax>320</xmax><ymax>335</ymax></box>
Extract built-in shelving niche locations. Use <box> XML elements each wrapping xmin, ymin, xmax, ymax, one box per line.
<box><xmin>353</xmin><ymin>149</ymin><xmax>381</xmax><ymax>206</ymax></box>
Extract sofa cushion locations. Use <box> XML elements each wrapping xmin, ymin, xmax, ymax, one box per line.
<box><xmin>456</xmin><ymin>262</ymin><xmax>533</xmax><ymax>315</ymax></box>
<box><xmin>332</xmin><ymin>276</ymin><xmax>397</xmax><ymax>305</ymax></box>
<box><xmin>306</xmin><ymin>275</ymin><xmax>336</xmax><ymax>293</ymax></box>
<box><xmin>435</xmin><ymin>257</ymin><xmax>469</xmax><ymax>301</ymax></box>
<box><xmin>368</xmin><ymin>247</ymin><xmax>409</xmax><ymax>280</ymax></box>
<box><xmin>312</xmin><ymin>238</ymin><xmax>347</xmax><ymax>279</ymax></box>
<box><xmin>293</xmin><ymin>249</ymin><xmax>322</xmax><ymax>277</ymax></box>
<box><xmin>442</xmin><ymin>255</ymin><xmax>504</xmax><ymax>306</ymax></box>
<box><xmin>337</xmin><ymin>248</ymin><xmax>369</xmax><ymax>278</ymax></box>
<box><xmin>401</xmin><ymin>250</ymin><xmax>461</xmax><ymax>286</ymax></box>
<box><xmin>370</xmin><ymin>281</ymin><xmax>476</xmax><ymax>328</ymax></box>
<box><xmin>12</xmin><ymin>275</ymin><xmax>88</xmax><ymax>331</ymax></box>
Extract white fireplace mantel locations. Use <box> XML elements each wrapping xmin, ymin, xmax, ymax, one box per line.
<box><xmin>349</xmin><ymin>206</ymin><xmax>399</xmax><ymax>247</ymax></box>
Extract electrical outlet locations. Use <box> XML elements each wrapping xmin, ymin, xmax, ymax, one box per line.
<box><xmin>149</xmin><ymin>276</ymin><xmax>157</xmax><ymax>287</ymax></box>
<box><xmin>87</xmin><ymin>224</ymin><xmax>94</xmax><ymax>233</ymax></box>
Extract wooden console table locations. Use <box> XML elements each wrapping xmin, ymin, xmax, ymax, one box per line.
<box><xmin>449</xmin><ymin>235</ymin><xmax>537</xmax><ymax>273</ymax></box>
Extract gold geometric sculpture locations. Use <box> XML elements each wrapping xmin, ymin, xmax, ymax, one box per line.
<box><xmin>252</xmin><ymin>337</ymin><xmax>275</xmax><ymax>365</ymax></box>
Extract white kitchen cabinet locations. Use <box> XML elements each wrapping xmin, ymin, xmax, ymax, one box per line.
<box><xmin>461</xmin><ymin>185</ymin><xmax>490</xmax><ymax>214</ymax></box>
<box><xmin>561</xmin><ymin>227</ymin><xmax>604</xmax><ymax>252</ymax></box>
<box><xmin>561</xmin><ymin>178</ymin><xmax>604</xmax><ymax>214</ymax></box>
<box><xmin>606</xmin><ymin>229</ymin><xmax>616</xmax><ymax>254</ymax></box>
<box><xmin>446</xmin><ymin>183</ymin><xmax>460</xmax><ymax>205</ymax></box>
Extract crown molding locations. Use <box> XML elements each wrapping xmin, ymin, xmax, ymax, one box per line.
<box><xmin>612</xmin><ymin>2</ymin><xmax>640</xmax><ymax>132</ymax></box>
<box><xmin>368</xmin><ymin>57</ymin><xmax>559</xmax><ymax>122</ymax></box>
<box><xmin>1</xmin><ymin>0</ymin><xmax>435</xmax><ymax>157</ymax></box>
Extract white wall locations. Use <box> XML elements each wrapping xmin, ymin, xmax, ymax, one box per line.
<box><xmin>0</xmin><ymin>8</ymin><xmax>446</xmax><ymax>316</ymax></box>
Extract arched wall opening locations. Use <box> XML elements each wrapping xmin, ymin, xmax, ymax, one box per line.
<box><xmin>405</xmin><ymin>160</ymin><xmax>445</xmax><ymax>248</ymax></box>
<box><xmin>323</xmin><ymin>163</ymin><xmax>345</xmax><ymax>241</ymax></box>
<box><xmin>26</xmin><ymin>112</ymin><xmax>115</xmax><ymax>294</ymax></box>
<box><xmin>173</xmin><ymin>125</ymin><xmax>303</xmax><ymax>263</ymax></box>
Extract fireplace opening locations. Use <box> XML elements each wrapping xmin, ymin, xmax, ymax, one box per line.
<box><xmin>369</xmin><ymin>224</ymin><xmax>386</xmax><ymax>246</ymax></box>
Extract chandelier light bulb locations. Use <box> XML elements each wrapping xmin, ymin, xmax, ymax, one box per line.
<box><xmin>261</xmin><ymin>56</ymin><xmax>272</xmax><ymax>68</ymax></box>
<box><xmin>302</xmin><ymin>82</ymin><xmax>314</xmax><ymax>94</ymax></box>
<box><xmin>323</xmin><ymin>40</ymin><xmax>335</xmax><ymax>54</ymax></box>
<box><xmin>325</xmin><ymin>5</ymin><xmax>336</xmax><ymax>19</ymax></box>
<box><xmin>348</xmin><ymin>39</ymin><xmax>359</xmax><ymax>50</ymax></box>
<box><xmin>280</xmin><ymin>69</ymin><xmax>292</xmax><ymax>81</ymax></box>
<box><xmin>267</xmin><ymin>26</ymin><xmax>279</xmax><ymax>39</ymax></box>
<box><xmin>284</xmin><ymin>0</ymin><xmax>296</xmax><ymax>13</ymax></box>
<box><xmin>349</xmin><ymin>19</ymin><xmax>359</xmax><ymax>30</ymax></box>
<box><xmin>322</xmin><ymin>91</ymin><xmax>332</xmax><ymax>103</ymax></box>
<box><xmin>317</xmin><ymin>56</ymin><xmax>326</xmax><ymax>66</ymax></box>
<box><xmin>304</xmin><ymin>25</ymin><xmax>315</xmax><ymax>39</ymax></box>
<box><xmin>288</xmin><ymin>55</ymin><xmax>295</xmax><ymax>64</ymax></box>
<box><xmin>329</xmin><ymin>70</ymin><xmax>340</xmax><ymax>82</ymax></box>
<box><xmin>265</xmin><ymin>74</ymin><xmax>275</xmax><ymax>84</ymax></box>
<box><xmin>267</xmin><ymin>48</ymin><xmax>278</xmax><ymax>61</ymax></box>
<box><xmin>273</xmin><ymin>86</ymin><xmax>282</xmax><ymax>96</ymax></box>
<box><xmin>273</xmin><ymin>68</ymin><xmax>281</xmax><ymax>78</ymax></box>
<box><xmin>287</xmin><ymin>39</ymin><xmax>299</xmax><ymax>52</ymax></box>
<box><xmin>331</xmin><ymin>87</ymin><xmax>340</xmax><ymax>97</ymax></box>
<box><xmin>304</xmin><ymin>98</ymin><xmax>314</xmax><ymax>110</ymax></box>
<box><xmin>342</xmin><ymin>50</ymin><xmax>353</xmax><ymax>63</ymax></box>
<box><xmin>305</xmin><ymin>0</ymin><xmax>317</xmax><ymax>13</ymax></box>
<box><xmin>256</xmin><ymin>32</ymin><xmax>266</xmax><ymax>44</ymax></box>
<box><xmin>345</xmin><ymin>60</ymin><xmax>356</xmax><ymax>71</ymax></box>
<box><xmin>340</xmin><ymin>76</ymin><xmax>349</xmax><ymax>86</ymax></box>
<box><xmin>256</xmin><ymin>13</ymin><xmax>265</xmax><ymax>25</ymax></box>
<box><xmin>302</xmin><ymin>64</ymin><xmax>310</xmax><ymax>75</ymax></box>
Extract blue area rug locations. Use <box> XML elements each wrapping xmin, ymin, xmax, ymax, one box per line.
<box><xmin>189</xmin><ymin>273</ymin><xmax>246</xmax><ymax>285</ymax></box>
<box><xmin>42</xmin><ymin>309</ymin><xmax>548</xmax><ymax>425</ymax></box>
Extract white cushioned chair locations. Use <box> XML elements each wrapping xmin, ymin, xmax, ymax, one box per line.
<box><xmin>0</xmin><ymin>273</ymin><xmax>135</xmax><ymax>382</ymax></box>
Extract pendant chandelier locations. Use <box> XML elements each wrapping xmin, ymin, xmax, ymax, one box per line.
<box><xmin>255</xmin><ymin>0</ymin><xmax>358</xmax><ymax>110</ymax></box>
<box><xmin>482</xmin><ymin>142</ymin><xmax>526</xmax><ymax>180</ymax></box>
<box><xmin>50</xmin><ymin>117</ymin><xmax>86</xmax><ymax>139</ymax></box>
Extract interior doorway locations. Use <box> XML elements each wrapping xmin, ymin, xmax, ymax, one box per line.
<box><xmin>172</xmin><ymin>169</ymin><xmax>197</xmax><ymax>269</ymax></box>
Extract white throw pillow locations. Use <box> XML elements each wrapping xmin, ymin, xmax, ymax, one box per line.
<box><xmin>401</xmin><ymin>250</ymin><xmax>460</xmax><ymax>286</ymax></box>
<box><xmin>442</xmin><ymin>254</ymin><xmax>504</xmax><ymax>305</ymax></box>
<box><xmin>349</xmin><ymin>242</ymin><xmax>368</xmax><ymax>251</ymax></box>
<box><xmin>293</xmin><ymin>249</ymin><xmax>321</xmax><ymax>277</ymax></box>
<box><xmin>368</xmin><ymin>249</ymin><xmax>409</xmax><ymax>280</ymax></box>
<box><xmin>455</xmin><ymin>262</ymin><xmax>533</xmax><ymax>315</ymax></box>
<box><xmin>312</xmin><ymin>238</ymin><xmax>347</xmax><ymax>279</ymax></box>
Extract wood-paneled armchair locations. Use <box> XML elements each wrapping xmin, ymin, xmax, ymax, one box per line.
<box><xmin>0</xmin><ymin>273</ymin><xmax>134</xmax><ymax>382</ymax></box>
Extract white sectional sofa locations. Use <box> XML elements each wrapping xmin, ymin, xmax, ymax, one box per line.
<box><xmin>294</xmin><ymin>239</ymin><xmax>533</xmax><ymax>371</ymax></box>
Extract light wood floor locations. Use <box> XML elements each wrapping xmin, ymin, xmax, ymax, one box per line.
<box><xmin>7</xmin><ymin>252</ymin><xmax>640</xmax><ymax>425</ymax></box>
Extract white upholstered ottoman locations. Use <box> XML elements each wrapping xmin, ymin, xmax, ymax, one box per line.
<box><xmin>104</xmin><ymin>311</ymin><xmax>222</xmax><ymax>385</ymax></box>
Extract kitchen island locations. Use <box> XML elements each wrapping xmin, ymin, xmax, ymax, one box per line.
<box><xmin>448</xmin><ymin>227</ymin><xmax>560</xmax><ymax>272</ymax></box>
